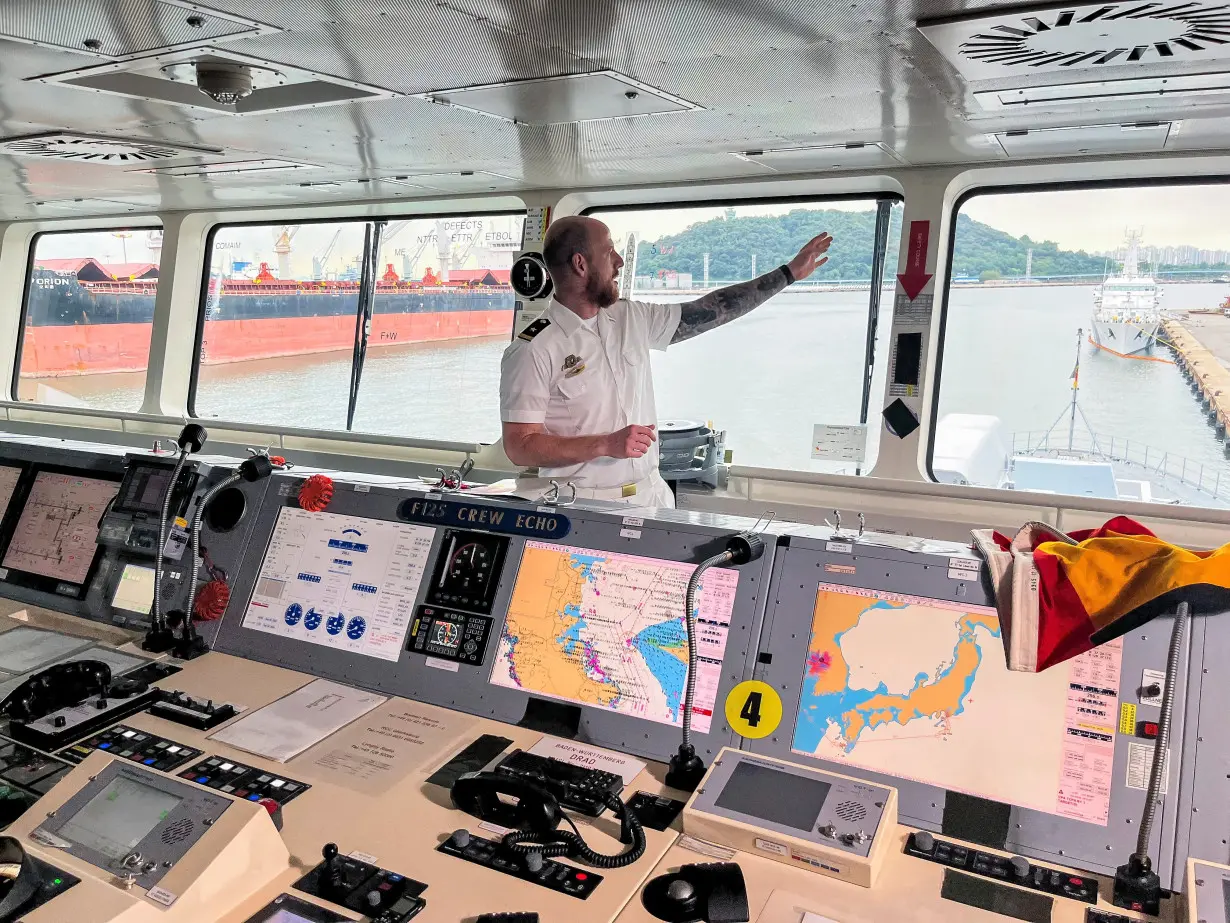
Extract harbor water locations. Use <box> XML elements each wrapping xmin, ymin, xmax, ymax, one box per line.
<box><xmin>31</xmin><ymin>282</ymin><xmax>1230</xmax><ymax>495</ymax></box>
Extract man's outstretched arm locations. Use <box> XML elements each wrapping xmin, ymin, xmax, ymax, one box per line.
<box><xmin>671</xmin><ymin>232</ymin><xmax>832</xmax><ymax>344</ymax></box>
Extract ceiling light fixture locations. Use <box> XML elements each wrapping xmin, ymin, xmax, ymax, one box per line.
<box><xmin>195</xmin><ymin>62</ymin><xmax>254</xmax><ymax>104</ymax></box>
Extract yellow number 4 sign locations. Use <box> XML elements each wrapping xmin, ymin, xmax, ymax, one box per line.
<box><xmin>724</xmin><ymin>680</ymin><xmax>783</xmax><ymax>739</ymax></box>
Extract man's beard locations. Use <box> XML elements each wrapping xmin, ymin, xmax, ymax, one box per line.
<box><xmin>586</xmin><ymin>272</ymin><xmax>619</xmax><ymax>308</ymax></box>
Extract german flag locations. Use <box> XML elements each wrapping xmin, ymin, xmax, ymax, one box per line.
<box><xmin>973</xmin><ymin>517</ymin><xmax>1230</xmax><ymax>672</ymax></box>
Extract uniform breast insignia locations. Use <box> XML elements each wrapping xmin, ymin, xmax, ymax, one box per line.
<box><xmin>565</xmin><ymin>364</ymin><xmax>586</xmax><ymax>378</ymax></box>
<box><xmin>563</xmin><ymin>354</ymin><xmax>581</xmax><ymax>370</ymax></box>
<box><xmin>517</xmin><ymin>317</ymin><xmax>551</xmax><ymax>341</ymax></box>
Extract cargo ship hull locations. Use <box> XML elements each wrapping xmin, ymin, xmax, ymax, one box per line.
<box><xmin>22</xmin><ymin>271</ymin><xmax>515</xmax><ymax>377</ymax></box>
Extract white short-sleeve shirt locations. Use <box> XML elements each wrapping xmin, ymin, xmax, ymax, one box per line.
<box><xmin>500</xmin><ymin>297</ymin><xmax>682</xmax><ymax>489</ymax></box>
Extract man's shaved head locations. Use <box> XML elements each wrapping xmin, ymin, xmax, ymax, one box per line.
<box><xmin>541</xmin><ymin>216</ymin><xmax>623</xmax><ymax>310</ymax></box>
<box><xmin>543</xmin><ymin>215</ymin><xmax>603</xmax><ymax>281</ymax></box>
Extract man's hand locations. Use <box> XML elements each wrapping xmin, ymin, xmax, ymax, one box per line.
<box><xmin>607</xmin><ymin>424</ymin><xmax>656</xmax><ymax>459</ymax></box>
<box><xmin>787</xmin><ymin>233</ymin><xmax>833</xmax><ymax>282</ymax></box>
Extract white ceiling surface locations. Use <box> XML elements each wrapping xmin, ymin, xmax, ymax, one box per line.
<box><xmin>3</xmin><ymin>0</ymin><xmax>1230</xmax><ymax>218</ymax></box>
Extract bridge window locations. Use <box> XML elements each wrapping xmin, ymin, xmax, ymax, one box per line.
<box><xmin>932</xmin><ymin>183</ymin><xmax>1230</xmax><ymax>510</ymax></box>
<box><xmin>16</xmin><ymin>227</ymin><xmax>162</xmax><ymax>410</ymax></box>
<box><xmin>191</xmin><ymin>213</ymin><xmax>525</xmax><ymax>441</ymax></box>
<box><xmin>585</xmin><ymin>197</ymin><xmax>902</xmax><ymax>474</ymax></box>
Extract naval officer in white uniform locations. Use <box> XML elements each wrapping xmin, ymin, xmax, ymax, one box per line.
<box><xmin>499</xmin><ymin>216</ymin><xmax>832</xmax><ymax>507</ymax></box>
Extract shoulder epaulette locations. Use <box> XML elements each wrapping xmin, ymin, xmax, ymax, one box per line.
<box><xmin>517</xmin><ymin>317</ymin><xmax>551</xmax><ymax>341</ymax></box>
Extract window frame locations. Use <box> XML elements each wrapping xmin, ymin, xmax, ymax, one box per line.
<box><xmin>926</xmin><ymin>174</ymin><xmax>1230</xmax><ymax>488</ymax></box>
<box><xmin>14</xmin><ymin>224</ymin><xmax>162</xmax><ymax>403</ymax></box>
<box><xmin>188</xmin><ymin>209</ymin><xmax>527</xmax><ymax>425</ymax></box>
<box><xmin>582</xmin><ymin>191</ymin><xmax>904</xmax><ymax>473</ymax></box>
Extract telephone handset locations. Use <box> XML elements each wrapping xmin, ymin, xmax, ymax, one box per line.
<box><xmin>0</xmin><ymin>660</ymin><xmax>112</xmax><ymax>722</ymax></box>
<box><xmin>449</xmin><ymin>770</ymin><xmax>647</xmax><ymax>869</ymax></box>
<box><xmin>450</xmin><ymin>771</ymin><xmax>561</xmax><ymax>833</ymax></box>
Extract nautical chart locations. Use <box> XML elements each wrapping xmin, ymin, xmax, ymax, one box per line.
<box><xmin>490</xmin><ymin>540</ymin><xmax>739</xmax><ymax>732</ymax></box>
<box><xmin>2</xmin><ymin>472</ymin><xmax>117</xmax><ymax>585</ymax></box>
<box><xmin>791</xmin><ymin>583</ymin><xmax>1122</xmax><ymax>825</ymax></box>
<box><xmin>242</xmin><ymin>508</ymin><xmax>435</xmax><ymax>661</ymax></box>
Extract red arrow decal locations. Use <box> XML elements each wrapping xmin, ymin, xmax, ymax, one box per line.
<box><xmin>897</xmin><ymin>220</ymin><xmax>933</xmax><ymax>301</ymax></box>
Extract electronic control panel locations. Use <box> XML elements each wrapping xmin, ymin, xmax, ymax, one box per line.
<box><xmin>31</xmin><ymin>761</ymin><xmax>233</xmax><ymax>888</ymax></box>
<box><xmin>424</xmin><ymin>528</ymin><xmax>509</xmax><ymax>613</ymax></box>
<box><xmin>0</xmin><ymin>463</ymin><xmax>123</xmax><ymax>602</ymax></box>
<box><xmin>211</xmin><ymin>476</ymin><xmax>779</xmax><ymax>768</ymax></box>
<box><xmin>97</xmin><ymin>456</ymin><xmax>198</xmax><ymax>559</ymax></box>
<box><xmin>0</xmin><ymin>433</ymin><xmax>1227</xmax><ymax>923</ymax></box>
<box><xmin>683</xmin><ymin>748</ymin><xmax>896</xmax><ymax>887</ymax></box>
<box><xmin>0</xmin><ymin>436</ymin><xmax>274</xmax><ymax>638</ymax></box>
<box><xmin>748</xmin><ymin>526</ymin><xmax>1199</xmax><ymax>889</ymax></box>
<box><xmin>407</xmin><ymin>605</ymin><xmax>492</xmax><ymax>664</ymax></box>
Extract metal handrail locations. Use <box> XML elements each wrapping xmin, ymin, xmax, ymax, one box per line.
<box><xmin>0</xmin><ymin>400</ymin><xmax>483</xmax><ymax>455</ymax></box>
<box><xmin>1012</xmin><ymin>429</ymin><xmax>1226</xmax><ymax>501</ymax></box>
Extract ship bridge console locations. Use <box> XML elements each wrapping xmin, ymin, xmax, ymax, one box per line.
<box><xmin>0</xmin><ymin>434</ymin><xmax>1216</xmax><ymax>923</ymax></box>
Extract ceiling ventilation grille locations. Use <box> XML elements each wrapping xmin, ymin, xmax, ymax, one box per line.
<box><xmin>0</xmin><ymin>132</ymin><xmax>220</xmax><ymax>165</ymax></box>
<box><xmin>920</xmin><ymin>2</ymin><xmax>1230</xmax><ymax>80</ymax></box>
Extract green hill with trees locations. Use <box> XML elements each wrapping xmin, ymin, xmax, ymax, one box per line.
<box><xmin>631</xmin><ymin>208</ymin><xmax>1114</xmax><ymax>282</ymax></box>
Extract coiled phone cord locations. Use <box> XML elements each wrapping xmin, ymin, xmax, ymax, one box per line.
<box><xmin>499</xmin><ymin>791</ymin><xmax>646</xmax><ymax>869</ymax></box>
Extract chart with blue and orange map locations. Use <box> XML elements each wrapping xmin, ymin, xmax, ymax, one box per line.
<box><xmin>792</xmin><ymin>583</ymin><xmax>1122</xmax><ymax>825</ymax></box>
<box><xmin>490</xmin><ymin>541</ymin><xmax>740</xmax><ymax>732</ymax></box>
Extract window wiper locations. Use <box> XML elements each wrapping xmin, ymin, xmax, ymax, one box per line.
<box><xmin>347</xmin><ymin>220</ymin><xmax>386</xmax><ymax>430</ymax></box>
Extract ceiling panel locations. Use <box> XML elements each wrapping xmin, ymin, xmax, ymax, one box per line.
<box><xmin>0</xmin><ymin>0</ymin><xmax>274</xmax><ymax>60</ymax></box>
<box><xmin>0</xmin><ymin>0</ymin><xmax>1227</xmax><ymax>217</ymax></box>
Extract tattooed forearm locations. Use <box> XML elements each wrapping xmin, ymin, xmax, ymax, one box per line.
<box><xmin>671</xmin><ymin>266</ymin><xmax>791</xmax><ymax>344</ymax></box>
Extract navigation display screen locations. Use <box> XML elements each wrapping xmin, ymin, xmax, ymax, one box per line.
<box><xmin>2</xmin><ymin>472</ymin><xmax>119</xmax><ymax>585</ymax></box>
<box><xmin>430</xmin><ymin>619</ymin><xmax>462</xmax><ymax>654</ymax></box>
<box><xmin>114</xmin><ymin>463</ymin><xmax>174</xmax><ymax>515</ymax></box>
<box><xmin>58</xmin><ymin>775</ymin><xmax>181</xmax><ymax>860</ymax></box>
<box><xmin>0</xmin><ymin>465</ymin><xmax>23</xmax><ymax>522</ymax></box>
<box><xmin>790</xmin><ymin>583</ymin><xmax>1124</xmax><ymax>825</ymax></box>
<box><xmin>490</xmin><ymin>540</ymin><xmax>739</xmax><ymax>731</ymax></box>
<box><xmin>714</xmin><ymin>761</ymin><xmax>831</xmax><ymax>832</ymax></box>
<box><xmin>111</xmin><ymin>564</ymin><xmax>156</xmax><ymax>615</ymax></box>
<box><xmin>241</xmin><ymin>508</ymin><xmax>435</xmax><ymax>662</ymax></box>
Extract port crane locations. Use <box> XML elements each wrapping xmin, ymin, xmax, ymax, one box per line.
<box><xmin>273</xmin><ymin>225</ymin><xmax>300</xmax><ymax>279</ymax></box>
<box><xmin>312</xmin><ymin>229</ymin><xmax>343</xmax><ymax>280</ymax></box>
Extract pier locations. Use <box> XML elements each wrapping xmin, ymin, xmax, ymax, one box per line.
<box><xmin>1163</xmin><ymin>313</ymin><xmax>1230</xmax><ymax>447</ymax></box>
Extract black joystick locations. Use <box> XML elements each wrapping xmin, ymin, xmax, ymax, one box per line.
<box><xmin>321</xmin><ymin>842</ymin><xmax>345</xmax><ymax>895</ymax></box>
<box><xmin>642</xmin><ymin>863</ymin><xmax>748</xmax><ymax>923</ymax></box>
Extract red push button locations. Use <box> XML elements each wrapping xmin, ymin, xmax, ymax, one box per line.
<box><xmin>575</xmin><ymin>873</ymin><xmax>588</xmax><ymax>881</ymax></box>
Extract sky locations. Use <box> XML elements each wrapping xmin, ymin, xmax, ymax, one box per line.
<box><xmin>961</xmin><ymin>185</ymin><xmax>1230</xmax><ymax>253</ymax></box>
<box><xmin>30</xmin><ymin>182</ymin><xmax>1230</xmax><ymax>277</ymax></box>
